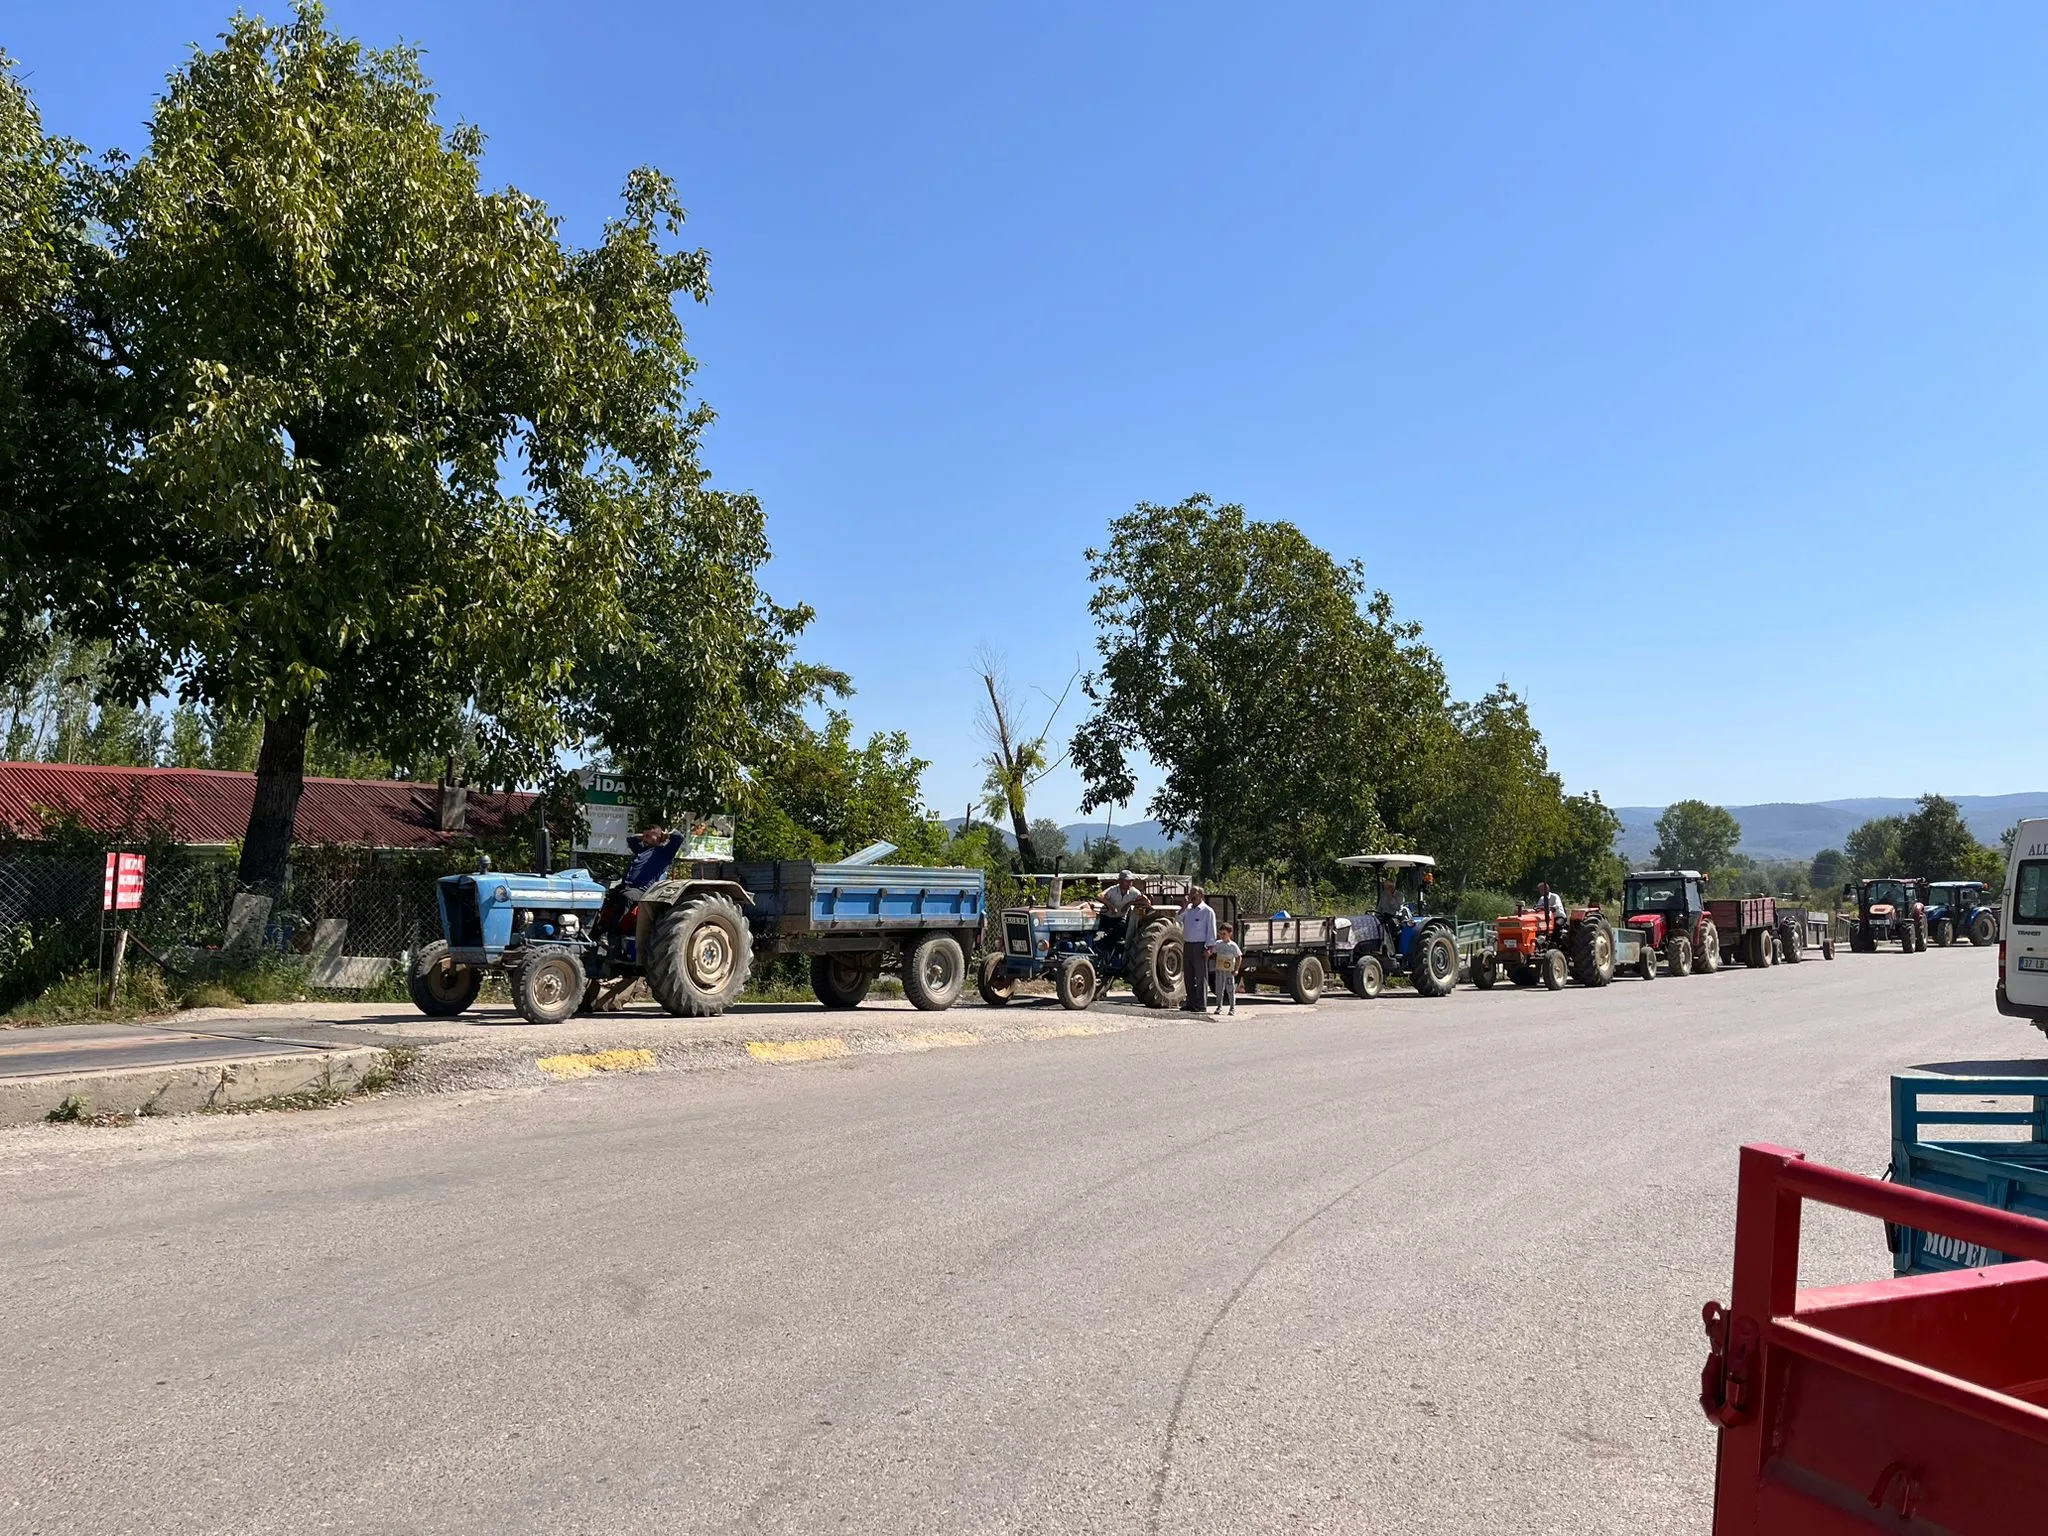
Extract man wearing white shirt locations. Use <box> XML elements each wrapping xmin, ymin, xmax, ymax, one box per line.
<box><xmin>1535</xmin><ymin>882</ymin><xmax>1568</xmax><ymax>932</ymax></box>
<box><xmin>1179</xmin><ymin>887</ymin><xmax>1217</xmax><ymax>1012</ymax></box>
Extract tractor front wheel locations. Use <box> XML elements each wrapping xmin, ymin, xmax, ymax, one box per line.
<box><xmin>1665</xmin><ymin>932</ymin><xmax>1693</xmax><ymax>978</ymax></box>
<box><xmin>1541</xmin><ymin>948</ymin><xmax>1569</xmax><ymax>990</ymax></box>
<box><xmin>1055</xmin><ymin>955</ymin><xmax>1098</xmax><ymax>1010</ymax></box>
<box><xmin>976</xmin><ymin>950</ymin><xmax>1015</xmax><ymax>1007</ymax></box>
<box><xmin>1410</xmin><ymin>928</ymin><xmax>1459</xmax><ymax>997</ymax></box>
<box><xmin>513</xmin><ymin>947</ymin><xmax>586</xmax><ymax>1026</ymax></box>
<box><xmin>1972</xmin><ymin>911</ymin><xmax>1998</xmax><ymax>946</ymax></box>
<box><xmin>408</xmin><ymin>940</ymin><xmax>481</xmax><ymax>1017</ymax></box>
<box><xmin>1931</xmin><ymin>918</ymin><xmax>1953</xmax><ymax>948</ymax></box>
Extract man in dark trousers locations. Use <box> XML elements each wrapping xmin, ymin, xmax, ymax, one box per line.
<box><xmin>597</xmin><ymin>823</ymin><xmax>687</xmax><ymax>942</ymax></box>
<box><xmin>1179</xmin><ymin>886</ymin><xmax>1216</xmax><ymax>1012</ymax></box>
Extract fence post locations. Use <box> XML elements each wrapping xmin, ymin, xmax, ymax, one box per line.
<box><xmin>106</xmin><ymin>928</ymin><xmax>130</xmax><ymax>1010</ymax></box>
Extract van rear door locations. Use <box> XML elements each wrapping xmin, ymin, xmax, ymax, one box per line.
<box><xmin>2007</xmin><ymin>820</ymin><xmax>2048</xmax><ymax>1019</ymax></box>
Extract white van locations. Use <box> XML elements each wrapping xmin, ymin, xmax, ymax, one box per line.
<box><xmin>2000</xmin><ymin>818</ymin><xmax>2048</xmax><ymax>1028</ymax></box>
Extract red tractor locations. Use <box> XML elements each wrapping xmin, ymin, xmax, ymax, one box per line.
<box><xmin>1620</xmin><ymin>870</ymin><xmax>1721</xmax><ymax>976</ymax></box>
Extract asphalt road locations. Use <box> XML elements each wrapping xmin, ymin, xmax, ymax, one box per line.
<box><xmin>0</xmin><ymin>1023</ymin><xmax>334</xmax><ymax>1078</ymax></box>
<box><xmin>0</xmin><ymin>946</ymin><xmax>2023</xmax><ymax>1535</ymax></box>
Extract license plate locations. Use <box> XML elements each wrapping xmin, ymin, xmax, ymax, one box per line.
<box><xmin>2022</xmin><ymin>956</ymin><xmax>2048</xmax><ymax>973</ymax></box>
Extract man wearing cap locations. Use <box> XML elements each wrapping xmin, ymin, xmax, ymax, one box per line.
<box><xmin>1096</xmin><ymin>870</ymin><xmax>1149</xmax><ymax>958</ymax></box>
<box><xmin>1179</xmin><ymin>886</ymin><xmax>1217</xmax><ymax>1012</ymax></box>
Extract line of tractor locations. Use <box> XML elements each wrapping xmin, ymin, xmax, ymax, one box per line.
<box><xmin>399</xmin><ymin>831</ymin><xmax>1990</xmax><ymax>1025</ymax></box>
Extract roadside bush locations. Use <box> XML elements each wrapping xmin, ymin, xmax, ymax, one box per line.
<box><xmin>1452</xmin><ymin>888</ymin><xmax>1519</xmax><ymax>923</ymax></box>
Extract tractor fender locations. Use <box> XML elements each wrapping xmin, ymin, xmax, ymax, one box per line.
<box><xmin>637</xmin><ymin>876</ymin><xmax>755</xmax><ymax>912</ymax></box>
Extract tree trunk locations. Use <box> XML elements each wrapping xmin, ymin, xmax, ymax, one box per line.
<box><xmin>237</xmin><ymin>704</ymin><xmax>310</xmax><ymax>896</ymax></box>
<box><xmin>1198</xmin><ymin>825</ymin><xmax>1218</xmax><ymax>881</ymax></box>
<box><xmin>1009</xmin><ymin>800</ymin><xmax>1038</xmax><ymax>872</ymax></box>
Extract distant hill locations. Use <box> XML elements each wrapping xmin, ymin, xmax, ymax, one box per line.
<box><xmin>1613</xmin><ymin>794</ymin><xmax>2048</xmax><ymax>863</ymax></box>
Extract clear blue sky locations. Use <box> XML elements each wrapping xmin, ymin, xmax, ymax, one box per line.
<box><xmin>10</xmin><ymin>2</ymin><xmax>2042</xmax><ymax>821</ymax></box>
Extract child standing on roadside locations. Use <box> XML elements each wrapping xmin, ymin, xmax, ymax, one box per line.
<box><xmin>1210</xmin><ymin>925</ymin><xmax>1243</xmax><ymax>1016</ymax></box>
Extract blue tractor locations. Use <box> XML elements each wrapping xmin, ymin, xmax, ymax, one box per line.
<box><xmin>410</xmin><ymin>838</ymin><xmax>986</xmax><ymax>1026</ymax></box>
<box><xmin>976</xmin><ymin>874</ymin><xmax>1232</xmax><ymax>1011</ymax></box>
<box><xmin>1924</xmin><ymin>881</ymin><xmax>2000</xmax><ymax>948</ymax></box>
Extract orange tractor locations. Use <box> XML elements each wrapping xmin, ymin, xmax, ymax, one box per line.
<box><xmin>1473</xmin><ymin>900</ymin><xmax>1657</xmax><ymax>990</ymax></box>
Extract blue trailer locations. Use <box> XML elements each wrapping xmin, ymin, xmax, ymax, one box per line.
<box><xmin>410</xmin><ymin>844</ymin><xmax>985</xmax><ymax>1025</ymax></box>
<box><xmin>1887</xmin><ymin>1071</ymin><xmax>2048</xmax><ymax>1274</ymax></box>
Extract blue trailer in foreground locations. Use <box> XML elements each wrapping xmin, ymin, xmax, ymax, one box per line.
<box><xmin>1888</xmin><ymin>1071</ymin><xmax>2048</xmax><ymax>1274</ymax></box>
<box><xmin>409</xmin><ymin>845</ymin><xmax>985</xmax><ymax>1025</ymax></box>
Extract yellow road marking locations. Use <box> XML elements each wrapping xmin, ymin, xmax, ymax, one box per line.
<box><xmin>902</xmin><ymin>1030</ymin><xmax>978</xmax><ymax>1050</ymax></box>
<box><xmin>535</xmin><ymin>1048</ymin><xmax>658</xmax><ymax>1079</ymax></box>
<box><xmin>746</xmin><ymin>1037</ymin><xmax>851</xmax><ymax>1064</ymax></box>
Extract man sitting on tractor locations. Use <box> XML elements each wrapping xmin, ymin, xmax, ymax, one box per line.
<box><xmin>1535</xmin><ymin>882</ymin><xmax>1568</xmax><ymax>930</ymax></box>
<box><xmin>596</xmin><ymin>823</ymin><xmax>686</xmax><ymax>941</ymax></box>
<box><xmin>1094</xmin><ymin>870</ymin><xmax>1150</xmax><ymax>965</ymax></box>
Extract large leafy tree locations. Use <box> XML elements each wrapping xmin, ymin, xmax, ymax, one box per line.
<box><xmin>6</xmin><ymin>8</ymin><xmax>815</xmax><ymax>892</ymax></box>
<box><xmin>1898</xmin><ymin>793</ymin><xmax>2002</xmax><ymax>882</ymax></box>
<box><xmin>1416</xmin><ymin>683</ymin><xmax>1565</xmax><ymax>891</ymax></box>
<box><xmin>1526</xmin><ymin>791</ymin><xmax>1625</xmax><ymax>903</ymax></box>
<box><xmin>1070</xmin><ymin>495</ymin><xmax>1447</xmax><ymax>879</ymax></box>
<box><xmin>1651</xmin><ymin>799</ymin><xmax>1741</xmax><ymax>870</ymax></box>
<box><xmin>1844</xmin><ymin>815</ymin><xmax>1905</xmax><ymax>878</ymax></box>
<box><xmin>0</xmin><ymin>58</ymin><xmax>120</xmax><ymax>684</ymax></box>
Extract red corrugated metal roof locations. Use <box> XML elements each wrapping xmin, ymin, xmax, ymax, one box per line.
<box><xmin>0</xmin><ymin>762</ymin><xmax>536</xmax><ymax>849</ymax></box>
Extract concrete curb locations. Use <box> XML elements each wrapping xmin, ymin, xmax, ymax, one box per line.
<box><xmin>0</xmin><ymin>1046</ymin><xmax>389</xmax><ymax>1127</ymax></box>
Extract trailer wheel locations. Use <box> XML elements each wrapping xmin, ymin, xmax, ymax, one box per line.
<box><xmin>1971</xmin><ymin>911</ymin><xmax>1998</xmax><ymax>946</ymax></box>
<box><xmin>1664</xmin><ymin>932</ymin><xmax>1693</xmax><ymax>978</ymax></box>
<box><xmin>902</xmin><ymin>933</ymin><xmax>966</xmax><ymax>1011</ymax></box>
<box><xmin>1347</xmin><ymin>955</ymin><xmax>1384</xmax><ymax>998</ymax></box>
<box><xmin>408</xmin><ymin>940</ymin><xmax>481</xmax><ymax>1017</ymax></box>
<box><xmin>1571</xmin><ymin>920</ymin><xmax>1614</xmax><ymax>987</ymax></box>
<box><xmin>1127</xmin><ymin>916</ymin><xmax>1185</xmax><ymax>1010</ymax></box>
<box><xmin>1822</xmin><ymin>934</ymin><xmax>1836</xmax><ymax>960</ymax></box>
<box><xmin>1287</xmin><ymin>953</ymin><xmax>1326</xmax><ymax>1005</ymax></box>
<box><xmin>1695</xmin><ymin>922</ymin><xmax>1721</xmax><ymax>974</ymax></box>
<box><xmin>1746</xmin><ymin>928</ymin><xmax>1771</xmax><ymax>968</ymax></box>
<box><xmin>513</xmin><ymin>947</ymin><xmax>586</xmax><ymax>1026</ymax></box>
<box><xmin>976</xmin><ymin>950</ymin><xmax>1015</xmax><ymax>1007</ymax></box>
<box><xmin>1637</xmin><ymin>942</ymin><xmax>1657</xmax><ymax>981</ymax></box>
<box><xmin>1470</xmin><ymin>950</ymin><xmax>1499</xmax><ymax>990</ymax></box>
<box><xmin>1410</xmin><ymin>928</ymin><xmax>1459</xmax><ymax>997</ymax></box>
<box><xmin>1055</xmin><ymin>954</ymin><xmax>1097</xmax><ymax>1010</ymax></box>
<box><xmin>1541</xmin><ymin>948</ymin><xmax>1569</xmax><ymax>990</ymax></box>
<box><xmin>809</xmin><ymin>952</ymin><xmax>873</xmax><ymax>1009</ymax></box>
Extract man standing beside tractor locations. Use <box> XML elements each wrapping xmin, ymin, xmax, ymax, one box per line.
<box><xmin>1180</xmin><ymin>886</ymin><xmax>1218</xmax><ymax>1012</ymax></box>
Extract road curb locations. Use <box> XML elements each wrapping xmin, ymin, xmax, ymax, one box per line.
<box><xmin>0</xmin><ymin>1046</ymin><xmax>389</xmax><ymax>1127</ymax></box>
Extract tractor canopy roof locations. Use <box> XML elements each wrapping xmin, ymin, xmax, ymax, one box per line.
<box><xmin>1337</xmin><ymin>853</ymin><xmax>1436</xmax><ymax>870</ymax></box>
<box><xmin>1626</xmin><ymin>869</ymin><xmax>1704</xmax><ymax>882</ymax></box>
<box><xmin>1928</xmin><ymin>881</ymin><xmax>1985</xmax><ymax>895</ymax></box>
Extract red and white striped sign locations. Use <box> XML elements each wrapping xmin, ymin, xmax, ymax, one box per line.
<box><xmin>102</xmin><ymin>852</ymin><xmax>146</xmax><ymax>912</ymax></box>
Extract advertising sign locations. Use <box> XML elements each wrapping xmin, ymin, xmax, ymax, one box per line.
<box><xmin>102</xmin><ymin>851</ymin><xmax>146</xmax><ymax>912</ymax></box>
<box><xmin>573</xmin><ymin>770</ymin><xmax>734</xmax><ymax>861</ymax></box>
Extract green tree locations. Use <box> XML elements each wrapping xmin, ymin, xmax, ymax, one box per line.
<box><xmin>1027</xmin><ymin>818</ymin><xmax>1070</xmax><ymax>868</ymax></box>
<box><xmin>0</xmin><ymin>58</ymin><xmax>120</xmax><ymax>681</ymax></box>
<box><xmin>1844</xmin><ymin>815</ymin><xmax>1905</xmax><ymax>877</ymax></box>
<box><xmin>1417</xmin><ymin>684</ymin><xmax>1566</xmax><ymax>891</ymax></box>
<box><xmin>1526</xmin><ymin>791</ymin><xmax>1625</xmax><ymax>903</ymax></box>
<box><xmin>734</xmin><ymin>711</ymin><xmax>937</xmax><ymax>863</ymax></box>
<box><xmin>1810</xmin><ymin>847</ymin><xmax>1849</xmax><ymax>893</ymax></box>
<box><xmin>9</xmin><ymin>7</ymin><xmax>815</xmax><ymax>894</ymax></box>
<box><xmin>1651</xmin><ymin>800</ymin><xmax>1741</xmax><ymax>870</ymax></box>
<box><xmin>1898</xmin><ymin>793</ymin><xmax>1999</xmax><ymax>881</ymax></box>
<box><xmin>1071</xmin><ymin>495</ymin><xmax>1446</xmax><ymax>879</ymax></box>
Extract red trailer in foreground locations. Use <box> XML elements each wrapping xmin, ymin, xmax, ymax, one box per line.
<box><xmin>1702</xmin><ymin>1143</ymin><xmax>2048</xmax><ymax>1532</ymax></box>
